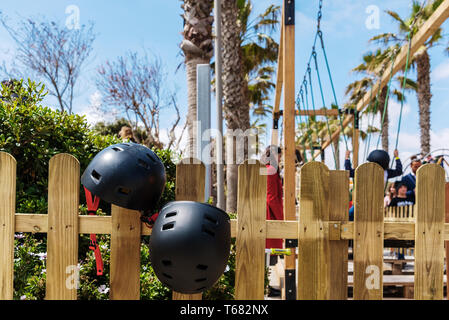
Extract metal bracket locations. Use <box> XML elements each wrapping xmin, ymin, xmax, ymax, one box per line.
<box><xmin>285</xmin><ymin>238</ymin><xmax>298</xmax><ymax>248</ymax></box>
<box><xmin>285</xmin><ymin>269</ymin><xmax>296</xmax><ymax>300</ymax></box>
<box><xmin>354</xmin><ymin>110</ymin><xmax>360</xmax><ymax>130</ymax></box>
<box><xmin>284</xmin><ymin>0</ymin><xmax>295</xmax><ymax>26</ymax></box>
<box><xmin>273</xmin><ymin>118</ymin><xmax>279</xmax><ymax>130</ymax></box>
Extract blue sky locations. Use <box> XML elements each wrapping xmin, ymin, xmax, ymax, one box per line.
<box><xmin>1</xmin><ymin>0</ymin><xmax>449</xmax><ymax>173</ymax></box>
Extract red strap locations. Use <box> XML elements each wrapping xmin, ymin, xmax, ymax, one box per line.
<box><xmin>84</xmin><ymin>187</ymin><xmax>104</xmax><ymax>276</ymax></box>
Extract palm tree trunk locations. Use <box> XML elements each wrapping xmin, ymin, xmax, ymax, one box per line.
<box><xmin>416</xmin><ymin>48</ymin><xmax>432</xmax><ymax>156</ymax></box>
<box><xmin>378</xmin><ymin>87</ymin><xmax>389</xmax><ymax>152</ymax></box>
<box><xmin>222</xmin><ymin>0</ymin><xmax>249</xmax><ymax>213</ymax></box>
<box><xmin>333</xmin><ymin>139</ymin><xmax>340</xmax><ymax>169</ymax></box>
<box><xmin>181</xmin><ymin>0</ymin><xmax>214</xmax><ymax>157</ymax></box>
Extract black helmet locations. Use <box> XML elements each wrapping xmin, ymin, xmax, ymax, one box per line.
<box><xmin>149</xmin><ymin>201</ymin><xmax>231</xmax><ymax>294</ymax></box>
<box><xmin>367</xmin><ymin>149</ymin><xmax>390</xmax><ymax>170</ymax></box>
<box><xmin>81</xmin><ymin>142</ymin><xmax>166</xmax><ymax>211</ymax></box>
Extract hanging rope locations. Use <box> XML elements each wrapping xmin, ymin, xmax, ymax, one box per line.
<box><xmin>317</xmin><ymin>30</ymin><xmax>349</xmax><ymax>151</ymax></box>
<box><xmin>376</xmin><ymin>50</ymin><xmax>398</xmax><ymax>150</ymax></box>
<box><xmin>312</xmin><ymin>50</ymin><xmax>338</xmax><ymax>168</ymax></box>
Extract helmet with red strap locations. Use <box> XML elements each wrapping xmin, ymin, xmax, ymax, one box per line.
<box><xmin>81</xmin><ymin>142</ymin><xmax>166</xmax><ymax>275</ymax></box>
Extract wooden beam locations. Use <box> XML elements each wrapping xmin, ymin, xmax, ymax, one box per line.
<box><xmin>314</xmin><ymin>0</ymin><xmax>449</xmax><ymax>159</ymax></box>
<box><xmin>297</xmin><ymin>109</ymin><xmax>340</xmax><ymax>117</ymax></box>
<box><xmin>271</xmin><ymin>5</ymin><xmax>284</xmax><ymax>146</ymax></box>
<box><xmin>15</xmin><ymin>213</ymin><xmax>449</xmax><ymax>241</ymax></box>
<box><xmin>282</xmin><ymin>0</ymin><xmax>297</xmax><ymax>299</ymax></box>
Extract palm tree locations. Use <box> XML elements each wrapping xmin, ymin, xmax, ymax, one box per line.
<box><xmin>180</xmin><ymin>0</ymin><xmax>214</xmax><ymax>157</ymax></box>
<box><xmin>220</xmin><ymin>0</ymin><xmax>279</xmax><ymax>212</ymax></box>
<box><xmin>346</xmin><ymin>47</ymin><xmax>413</xmax><ymax>152</ymax></box>
<box><xmin>370</xmin><ymin>0</ymin><xmax>444</xmax><ymax>156</ymax></box>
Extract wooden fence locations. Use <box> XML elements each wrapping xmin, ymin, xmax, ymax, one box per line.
<box><xmin>0</xmin><ymin>151</ymin><xmax>448</xmax><ymax>300</ymax></box>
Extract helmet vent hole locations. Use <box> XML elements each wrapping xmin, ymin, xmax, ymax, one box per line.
<box><xmin>165</xmin><ymin>211</ymin><xmax>177</xmax><ymax>218</ymax></box>
<box><xmin>162</xmin><ymin>222</ymin><xmax>175</xmax><ymax>231</ymax></box>
<box><xmin>162</xmin><ymin>273</ymin><xmax>172</xmax><ymax>279</ymax></box>
<box><xmin>117</xmin><ymin>187</ymin><xmax>130</xmax><ymax>195</ymax></box>
<box><xmin>146</xmin><ymin>153</ymin><xmax>157</xmax><ymax>163</ymax></box>
<box><xmin>204</xmin><ymin>214</ymin><xmax>218</xmax><ymax>225</ymax></box>
<box><xmin>137</xmin><ymin>159</ymin><xmax>150</xmax><ymax>169</ymax></box>
<box><xmin>196</xmin><ymin>264</ymin><xmax>208</xmax><ymax>270</ymax></box>
<box><xmin>195</xmin><ymin>278</ymin><xmax>207</xmax><ymax>283</ymax></box>
<box><xmin>202</xmin><ymin>225</ymin><xmax>215</xmax><ymax>237</ymax></box>
<box><xmin>91</xmin><ymin>170</ymin><xmax>101</xmax><ymax>183</ymax></box>
<box><xmin>162</xmin><ymin>260</ymin><xmax>172</xmax><ymax>266</ymax></box>
<box><xmin>112</xmin><ymin>147</ymin><xmax>123</xmax><ymax>152</ymax></box>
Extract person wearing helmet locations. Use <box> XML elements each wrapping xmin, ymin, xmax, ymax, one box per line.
<box><xmin>344</xmin><ymin>149</ymin><xmax>403</xmax><ymax>183</ymax></box>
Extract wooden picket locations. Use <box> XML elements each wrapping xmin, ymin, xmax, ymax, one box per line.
<box><xmin>0</xmin><ymin>151</ymin><xmax>448</xmax><ymax>300</ymax></box>
<box><xmin>297</xmin><ymin>162</ymin><xmax>331</xmax><ymax>299</ymax></box>
<box><xmin>110</xmin><ymin>205</ymin><xmax>141</xmax><ymax>300</ymax></box>
<box><xmin>172</xmin><ymin>158</ymin><xmax>205</xmax><ymax>301</ymax></box>
<box><xmin>235</xmin><ymin>160</ymin><xmax>266</xmax><ymax>300</ymax></box>
<box><xmin>46</xmin><ymin>154</ymin><xmax>80</xmax><ymax>300</ymax></box>
<box><xmin>353</xmin><ymin>163</ymin><xmax>384</xmax><ymax>300</ymax></box>
<box><xmin>0</xmin><ymin>152</ymin><xmax>16</xmax><ymax>300</ymax></box>
<box><xmin>414</xmin><ymin>164</ymin><xmax>445</xmax><ymax>300</ymax></box>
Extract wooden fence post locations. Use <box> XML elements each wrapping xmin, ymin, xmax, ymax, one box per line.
<box><xmin>110</xmin><ymin>205</ymin><xmax>141</xmax><ymax>300</ymax></box>
<box><xmin>353</xmin><ymin>163</ymin><xmax>384</xmax><ymax>300</ymax></box>
<box><xmin>329</xmin><ymin>170</ymin><xmax>349</xmax><ymax>300</ymax></box>
<box><xmin>414</xmin><ymin>164</ymin><xmax>445</xmax><ymax>300</ymax></box>
<box><xmin>172</xmin><ymin>158</ymin><xmax>205</xmax><ymax>300</ymax></box>
<box><xmin>445</xmin><ymin>182</ymin><xmax>449</xmax><ymax>300</ymax></box>
<box><xmin>235</xmin><ymin>160</ymin><xmax>266</xmax><ymax>300</ymax></box>
<box><xmin>297</xmin><ymin>162</ymin><xmax>330</xmax><ymax>300</ymax></box>
<box><xmin>46</xmin><ymin>154</ymin><xmax>80</xmax><ymax>300</ymax></box>
<box><xmin>0</xmin><ymin>152</ymin><xmax>16</xmax><ymax>300</ymax></box>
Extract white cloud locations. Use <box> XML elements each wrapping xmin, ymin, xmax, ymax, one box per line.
<box><xmin>432</xmin><ymin>61</ymin><xmax>449</xmax><ymax>82</ymax></box>
<box><xmin>78</xmin><ymin>91</ymin><xmax>119</xmax><ymax>125</ymax></box>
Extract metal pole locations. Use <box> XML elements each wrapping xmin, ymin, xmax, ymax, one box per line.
<box><xmin>214</xmin><ymin>0</ymin><xmax>225</xmax><ymax>210</ymax></box>
<box><xmin>196</xmin><ymin>64</ymin><xmax>212</xmax><ymax>202</ymax></box>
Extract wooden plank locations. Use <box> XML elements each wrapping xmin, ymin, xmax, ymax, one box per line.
<box><xmin>46</xmin><ymin>154</ymin><xmax>80</xmax><ymax>300</ymax></box>
<box><xmin>353</xmin><ymin>163</ymin><xmax>384</xmax><ymax>300</ymax></box>
<box><xmin>235</xmin><ymin>160</ymin><xmax>267</xmax><ymax>300</ymax></box>
<box><xmin>445</xmin><ymin>182</ymin><xmax>449</xmax><ymax>296</ymax></box>
<box><xmin>297</xmin><ymin>109</ymin><xmax>340</xmax><ymax>117</ymax></box>
<box><xmin>271</xmin><ymin>4</ymin><xmax>284</xmax><ymax>146</ymax></box>
<box><xmin>328</xmin><ymin>170</ymin><xmax>349</xmax><ymax>300</ymax></box>
<box><xmin>172</xmin><ymin>158</ymin><xmax>205</xmax><ymax>300</ymax></box>
<box><xmin>272</xmin><ymin>5</ymin><xmax>284</xmax><ymax>116</ymax></box>
<box><xmin>315</xmin><ymin>0</ymin><xmax>449</xmax><ymax>158</ymax></box>
<box><xmin>282</xmin><ymin>1</ymin><xmax>297</xmax><ymax>295</ymax></box>
<box><xmin>414</xmin><ymin>164</ymin><xmax>445</xmax><ymax>300</ymax></box>
<box><xmin>297</xmin><ymin>162</ymin><xmax>330</xmax><ymax>300</ymax></box>
<box><xmin>0</xmin><ymin>152</ymin><xmax>16</xmax><ymax>300</ymax></box>
<box><xmin>110</xmin><ymin>205</ymin><xmax>141</xmax><ymax>300</ymax></box>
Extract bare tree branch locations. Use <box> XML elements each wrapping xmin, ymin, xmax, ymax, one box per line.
<box><xmin>0</xmin><ymin>14</ymin><xmax>95</xmax><ymax>114</ymax></box>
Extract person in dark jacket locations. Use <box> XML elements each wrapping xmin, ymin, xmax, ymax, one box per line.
<box><xmin>400</xmin><ymin>155</ymin><xmax>422</xmax><ymax>204</ymax></box>
<box><xmin>344</xmin><ymin>149</ymin><xmax>403</xmax><ymax>183</ymax></box>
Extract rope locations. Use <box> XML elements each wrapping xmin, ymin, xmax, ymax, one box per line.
<box><xmin>312</xmin><ymin>50</ymin><xmax>338</xmax><ymax>168</ymax></box>
<box><xmin>318</xmin><ymin>30</ymin><xmax>349</xmax><ymax>151</ymax></box>
<box><xmin>376</xmin><ymin>51</ymin><xmax>397</xmax><ymax>150</ymax></box>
